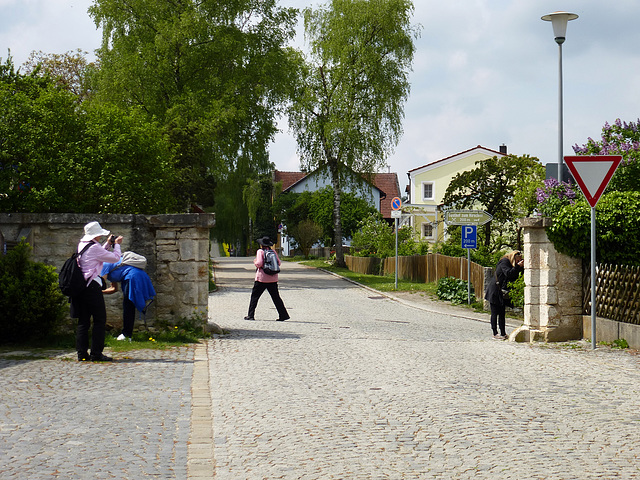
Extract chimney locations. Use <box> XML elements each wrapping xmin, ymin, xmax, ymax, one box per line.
<box><xmin>499</xmin><ymin>144</ymin><xmax>507</xmax><ymax>154</ymax></box>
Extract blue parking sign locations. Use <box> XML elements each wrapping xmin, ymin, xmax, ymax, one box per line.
<box><xmin>461</xmin><ymin>225</ymin><xmax>477</xmax><ymax>249</ymax></box>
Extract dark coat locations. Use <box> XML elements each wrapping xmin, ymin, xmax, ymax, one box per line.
<box><xmin>485</xmin><ymin>257</ymin><xmax>524</xmax><ymax>307</ymax></box>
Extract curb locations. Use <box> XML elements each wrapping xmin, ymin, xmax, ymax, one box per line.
<box><xmin>316</xmin><ymin>267</ymin><xmax>522</xmax><ymax>329</ymax></box>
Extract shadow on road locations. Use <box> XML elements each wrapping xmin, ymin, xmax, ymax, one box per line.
<box><xmin>220</xmin><ymin>328</ymin><xmax>302</xmax><ymax>340</ymax></box>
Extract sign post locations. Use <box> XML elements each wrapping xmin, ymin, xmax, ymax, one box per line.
<box><xmin>564</xmin><ymin>155</ymin><xmax>622</xmax><ymax>349</ymax></box>
<box><xmin>445</xmin><ymin>211</ymin><xmax>491</xmax><ymax>304</ymax></box>
<box><xmin>461</xmin><ymin>225</ymin><xmax>477</xmax><ymax>304</ymax></box>
<box><xmin>391</xmin><ymin>197</ymin><xmax>402</xmax><ymax>290</ymax></box>
<box><xmin>444</xmin><ymin>210</ymin><xmax>493</xmax><ymax>226</ymax></box>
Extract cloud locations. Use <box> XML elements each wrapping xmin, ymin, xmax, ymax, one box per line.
<box><xmin>2</xmin><ymin>0</ymin><xmax>640</xmax><ymax>180</ymax></box>
<box><xmin>0</xmin><ymin>0</ymin><xmax>100</xmax><ymax>64</ymax></box>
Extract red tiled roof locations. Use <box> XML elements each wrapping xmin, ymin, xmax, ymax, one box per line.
<box><xmin>273</xmin><ymin>170</ymin><xmax>401</xmax><ymax>220</ymax></box>
<box><xmin>273</xmin><ymin>171</ymin><xmax>307</xmax><ymax>191</ymax></box>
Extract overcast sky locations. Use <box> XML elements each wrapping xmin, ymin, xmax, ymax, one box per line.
<box><xmin>2</xmin><ymin>0</ymin><xmax>640</xmax><ymax>182</ymax></box>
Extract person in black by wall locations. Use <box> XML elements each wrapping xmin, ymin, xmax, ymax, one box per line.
<box><xmin>485</xmin><ymin>250</ymin><xmax>524</xmax><ymax>340</ymax></box>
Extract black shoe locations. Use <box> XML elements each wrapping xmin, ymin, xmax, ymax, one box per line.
<box><xmin>276</xmin><ymin>317</ymin><xmax>289</xmax><ymax>322</ymax></box>
<box><xmin>244</xmin><ymin>316</ymin><xmax>255</xmax><ymax>321</ymax></box>
<box><xmin>78</xmin><ymin>352</ymin><xmax>89</xmax><ymax>362</ymax></box>
<box><xmin>90</xmin><ymin>354</ymin><xmax>113</xmax><ymax>362</ymax></box>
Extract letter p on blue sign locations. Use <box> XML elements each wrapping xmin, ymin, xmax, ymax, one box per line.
<box><xmin>462</xmin><ymin>225</ymin><xmax>477</xmax><ymax>249</ymax></box>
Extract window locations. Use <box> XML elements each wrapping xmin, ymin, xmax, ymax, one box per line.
<box><xmin>422</xmin><ymin>223</ymin><xmax>434</xmax><ymax>238</ymax></box>
<box><xmin>422</xmin><ymin>181</ymin><xmax>435</xmax><ymax>201</ymax></box>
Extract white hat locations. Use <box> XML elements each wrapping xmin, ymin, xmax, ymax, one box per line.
<box><xmin>81</xmin><ymin>221</ymin><xmax>110</xmax><ymax>242</ymax></box>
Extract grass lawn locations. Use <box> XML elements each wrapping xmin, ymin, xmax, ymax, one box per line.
<box><xmin>294</xmin><ymin>257</ymin><xmax>491</xmax><ymax>315</ymax></box>
<box><xmin>0</xmin><ymin>322</ymin><xmax>209</xmax><ymax>357</ymax></box>
<box><xmin>297</xmin><ymin>258</ymin><xmax>439</xmax><ymax>295</ymax></box>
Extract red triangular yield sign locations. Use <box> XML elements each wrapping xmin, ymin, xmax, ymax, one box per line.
<box><xmin>564</xmin><ymin>155</ymin><xmax>622</xmax><ymax>207</ymax></box>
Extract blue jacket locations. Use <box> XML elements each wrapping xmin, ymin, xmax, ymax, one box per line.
<box><xmin>101</xmin><ymin>260</ymin><xmax>156</xmax><ymax>313</ymax></box>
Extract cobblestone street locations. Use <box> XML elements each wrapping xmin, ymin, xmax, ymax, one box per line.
<box><xmin>208</xmin><ymin>258</ymin><xmax>640</xmax><ymax>479</ymax></box>
<box><xmin>0</xmin><ymin>347</ymin><xmax>194</xmax><ymax>479</ymax></box>
<box><xmin>2</xmin><ymin>257</ymin><xmax>640</xmax><ymax>479</ymax></box>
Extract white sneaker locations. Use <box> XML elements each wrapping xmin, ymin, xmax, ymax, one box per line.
<box><xmin>116</xmin><ymin>334</ymin><xmax>126</xmax><ymax>341</ymax></box>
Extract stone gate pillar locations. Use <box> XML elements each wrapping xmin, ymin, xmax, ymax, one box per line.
<box><xmin>511</xmin><ymin>217</ymin><xmax>583</xmax><ymax>342</ymax></box>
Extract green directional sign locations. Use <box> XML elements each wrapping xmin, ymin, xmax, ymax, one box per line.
<box><xmin>444</xmin><ymin>210</ymin><xmax>493</xmax><ymax>226</ymax></box>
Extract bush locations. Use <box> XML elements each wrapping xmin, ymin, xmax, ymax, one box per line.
<box><xmin>0</xmin><ymin>241</ymin><xmax>68</xmax><ymax>344</ymax></box>
<box><xmin>536</xmin><ymin>177</ymin><xmax>577</xmax><ymax>218</ymax></box>
<box><xmin>547</xmin><ymin>192</ymin><xmax>640</xmax><ymax>265</ymax></box>
<box><xmin>507</xmin><ymin>274</ymin><xmax>525</xmax><ymax>309</ymax></box>
<box><xmin>436</xmin><ymin>276</ymin><xmax>474</xmax><ymax>305</ymax></box>
<box><xmin>350</xmin><ymin>214</ymin><xmax>393</xmax><ymax>257</ymax></box>
<box><xmin>471</xmin><ymin>246</ymin><xmax>506</xmax><ymax>269</ymax></box>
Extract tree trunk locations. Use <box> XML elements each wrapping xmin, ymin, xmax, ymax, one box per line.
<box><xmin>329</xmin><ymin>163</ymin><xmax>346</xmax><ymax>267</ymax></box>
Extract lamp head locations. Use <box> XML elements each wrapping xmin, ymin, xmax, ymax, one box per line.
<box><xmin>541</xmin><ymin>11</ymin><xmax>579</xmax><ymax>44</ymax></box>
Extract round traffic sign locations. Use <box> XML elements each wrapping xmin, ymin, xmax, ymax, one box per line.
<box><xmin>391</xmin><ymin>197</ymin><xmax>402</xmax><ymax>210</ymax></box>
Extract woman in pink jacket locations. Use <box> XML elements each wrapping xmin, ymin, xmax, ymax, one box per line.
<box><xmin>244</xmin><ymin>236</ymin><xmax>290</xmax><ymax>322</ymax></box>
<box><xmin>72</xmin><ymin>221</ymin><xmax>122</xmax><ymax>361</ymax></box>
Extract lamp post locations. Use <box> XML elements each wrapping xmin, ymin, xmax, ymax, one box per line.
<box><xmin>541</xmin><ymin>11</ymin><xmax>578</xmax><ymax>183</ymax></box>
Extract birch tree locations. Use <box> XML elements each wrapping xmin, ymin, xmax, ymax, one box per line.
<box><xmin>288</xmin><ymin>0</ymin><xmax>418</xmax><ymax>266</ymax></box>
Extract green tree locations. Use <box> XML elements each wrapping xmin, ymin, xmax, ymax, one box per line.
<box><xmin>288</xmin><ymin>219</ymin><xmax>323</xmax><ymax>258</ymax></box>
<box><xmin>273</xmin><ymin>186</ymin><xmax>378</xmax><ymax>246</ymax></box>
<box><xmin>309</xmin><ymin>186</ymin><xmax>379</xmax><ymax>245</ymax></box>
<box><xmin>442</xmin><ymin>155</ymin><xmax>544</xmax><ymax>249</ymax></box>
<box><xmin>243</xmin><ymin>176</ymin><xmax>278</xmax><ymax>246</ymax></box>
<box><xmin>288</xmin><ymin>0</ymin><xmax>418</xmax><ymax>266</ymax></box>
<box><xmin>23</xmin><ymin>49</ymin><xmax>96</xmax><ymax>101</ymax></box>
<box><xmin>0</xmin><ymin>56</ymin><xmax>176</xmax><ymax>213</ymax></box>
<box><xmin>89</xmin><ymin>0</ymin><xmax>302</xmax><ymax>211</ymax></box>
<box><xmin>272</xmin><ymin>190</ymin><xmax>314</xmax><ymax>237</ymax></box>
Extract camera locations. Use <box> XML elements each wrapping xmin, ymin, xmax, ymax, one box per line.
<box><xmin>109</xmin><ymin>234</ymin><xmax>117</xmax><ymax>246</ymax></box>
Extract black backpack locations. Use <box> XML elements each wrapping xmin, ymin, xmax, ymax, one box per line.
<box><xmin>262</xmin><ymin>249</ymin><xmax>281</xmax><ymax>275</ymax></box>
<box><xmin>59</xmin><ymin>243</ymin><xmax>93</xmax><ymax>297</ymax></box>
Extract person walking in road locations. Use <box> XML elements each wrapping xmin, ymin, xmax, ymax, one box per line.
<box><xmin>71</xmin><ymin>221</ymin><xmax>122</xmax><ymax>361</ymax></box>
<box><xmin>244</xmin><ymin>236</ymin><xmax>290</xmax><ymax>322</ymax></box>
<box><xmin>485</xmin><ymin>250</ymin><xmax>524</xmax><ymax>340</ymax></box>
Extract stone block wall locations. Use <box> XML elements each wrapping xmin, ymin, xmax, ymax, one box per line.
<box><xmin>0</xmin><ymin>213</ymin><xmax>215</xmax><ymax>328</ymax></box>
<box><xmin>512</xmin><ymin>217</ymin><xmax>583</xmax><ymax>342</ymax></box>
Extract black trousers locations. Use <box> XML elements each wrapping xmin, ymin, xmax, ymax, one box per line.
<box><xmin>490</xmin><ymin>302</ymin><xmax>506</xmax><ymax>336</ymax></box>
<box><xmin>75</xmin><ymin>282</ymin><xmax>107</xmax><ymax>356</ymax></box>
<box><xmin>122</xmin><ymin>297</ymin><xmax>136</xmax><ymax>337</ymax></box>
<box><xmin>247</xmin><ymin>281</ymin><xmax>289</xmax><ymax>320</ymax></box>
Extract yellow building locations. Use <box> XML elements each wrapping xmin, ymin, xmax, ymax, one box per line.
<box><xmin>406</xmin><ymin>145</ymin><xmax>507</xmax><ymax>243</ymax></box>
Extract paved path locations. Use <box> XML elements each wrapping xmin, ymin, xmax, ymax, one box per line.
<box><xmin>208</xmin><ymin>257</ymin><xmax>640</xmax><ymax>479</ymax></box>
<box><xmin>2</xmin><ymin>257</ymin><xmax>640</xmax><ymax>479</ymax></box>
<box><xmin>0</xmin><ymin>347</ymin><xmax>195</xmax><ymax>479</ymax></box>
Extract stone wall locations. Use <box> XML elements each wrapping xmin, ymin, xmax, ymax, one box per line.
<box><xmin>511</xmin><ymin>217</ymin><xmax>583</xmax><ymax>342</ymax></box>
<box><xmin>0</xmin><ymin>213</ymin><xmax>215</xmax><ymax>328</ymax></box>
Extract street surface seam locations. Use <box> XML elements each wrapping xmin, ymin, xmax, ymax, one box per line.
<box><xmin>188</xmin><ymin>341</ymin><xmax>215</xmax><ymax>479</ymax></box>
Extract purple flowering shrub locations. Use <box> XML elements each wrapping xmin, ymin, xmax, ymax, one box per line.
<box><xmin>573</xmin><ymin>118</ymin><xmax>640</xmax><ymax>192</ymax></box>
<box><xmin>536</xmin><ymin>177</ymin><xmax>577</xmax><ymax>217</ymax></box>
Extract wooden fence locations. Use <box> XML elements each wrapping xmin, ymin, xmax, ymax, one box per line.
<box><xmin>583</xmin><ymin>263</ymin><xmax>640</xmax><ymax>325</ymax></box>
<box><xmin>345</xmin><ymin>254</ymin><xmax>486</xmax><ymax>300</ymax></box>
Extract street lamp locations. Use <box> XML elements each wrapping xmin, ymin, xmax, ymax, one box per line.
<box><xmin>541</xmin><ymin>11</ymin><xmax>578</xmax><ymax>183</ymax></box>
